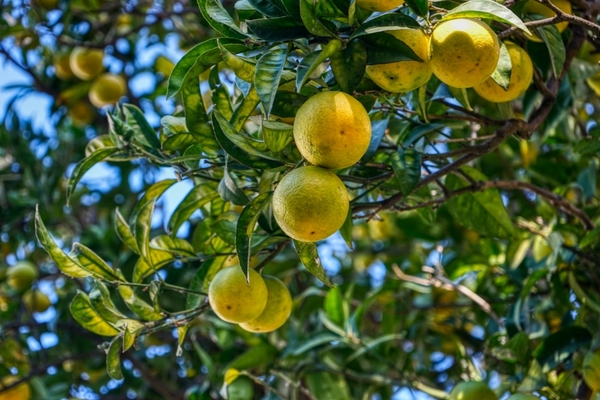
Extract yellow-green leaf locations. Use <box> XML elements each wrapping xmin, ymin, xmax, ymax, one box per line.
<box><xmin>70</xmin><ymin>291</ymin><xmax>120</xmax><ymax>336</ymax></box>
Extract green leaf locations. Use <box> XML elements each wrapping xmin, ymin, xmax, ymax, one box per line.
<box><xmin>404</xmin><ymin>0</ymin><xmax>428</xmax><ymax>17</ymax></box>
<box><xmin>441</xmin><ymin>0</ymin><xmax>531</xmax><ymax>34</ymax></box>
<box><xmin>115</xmin><ymin>208</ymin><xmax>140</xmax><ymax>255</ymax></box>
<box><xmin>346</xmin><ymin>333</ymin><xmax>404</xmax><ymax>363</ymax></box>
<box><xmin>71</xmin><ymin>243</ymin><xmax>122</xmax><ymax>281</ymax></box>
<box><xmin>197</xmin><ymin>0</ymin><xmax>248</xmax><ymax>39</ymax></box>
<box><xmin>350</xmin><ymin>14</ymin><xmax>420</xmax><ymax>39</ymax></box>
<box><xmin>506</xmin><ymin>332</ymin><xmax>531</xmax><ymax>366</ymax></box>
<box><xmin>362</xmin><ymin>118</ymin><xmax>388</xmax><ymax>162</ymax></box>
<box><xmin>569</xmin><ymin>272</ymin><xmax>600</xmax><ymax>314</ymax></box>
<box><xmin>305</xmin><ymin>371</ymin><xmax>352</xmax><ymax>399</ymax></box>
<box><xmin>324</xmin><ymin>287</ymin><xmax>345</xmax><ymax>326</ymax></box>
<box><xmin>297</xmin><ymin>39</ymin><xmax>343</xmax><ymax>91</ymax></box>
<box><xmin>183</xmin><ymin>76</ymin><xmax>216</xmax><ymax>152</ymax></box>
<box><xmin>120</xmin><ymin>320</ymin><xmax>144</xmax><ymax>352</ymax></box>
<box><xmin>133</xmin><ymin>198</ymin><xmax>155</xmax><ymax>264</ymax></box>
<box><xmin>534</xmin><ymin>326</ymin><xmax>591</xmax><ymax>372</ymax></box>
<box><xmin>490</xmin><ymin>41</ymin><xmax>512</xmax><ymax>91</ymax></box>
<box><xmin>262</xmin><ymin>121</ymin><xmax>294</xmax><ymax>152</ymax></box>
<box><xmin>362</xmin><ymin>32</ymin><xmax>422</xmax><ymax>65</ymax></box>
<box><xmin>390</xmin><ymin>148</ymin><xmax>422</xmax><ymax>196</ymax></box>
<box><xmin>132</xmin><ymin>248</ymin><xmax>174</xmax><ymax>283</ymax></box>
<box><xmin>299</xmin><ymin>0</ymin><xmax>337</xmax><ymax>37</ymax></box>
<box><xmin>152</xmin><ymin>235</ymin><xmax>196</xmax><ymax>256</ymax></box>
<box><xmin>293</xmin><ymin>240</ymin><xmax>333</xmax><ymax>287</ymax></box>
<box><xmin>89</xmin><ymin>283</ymin><xmax>127</xmax><ymax>325</ymax></box>
<box><xmin>236</xmin><ymin>192</ymin><xmax>273</xmax><ymax>280</ymax></box>
<box><xmin>330</xmin><ymin>39</ymin><xmax>367</xmax><ymax>94</ymax></box>
<box><xmin>123</xmin><ymin>104</ymin><xmax>161</xmax><ymax>150</ymax></box>
<box><xmin>70</xmin><ymin>291</ymin><xmax>120</xmax><ymax>336</ymax></box>
<box><xmin>231</xmin><ymin>85</ymin><xmax>262</xmax><ymax>131</ymax></box>
<box><xmin>448</xmin><ymin>86</ymin><xmax>472</xmax><ymax>111</ymax></box>
<box><xmin>35</xmin><ymin>206</ymin><xmax>90</xmax><ymax>279</ymax></box>
<box><xmin>581</xmin><ymin>227</ymin><xmax>600</xmax><ymax>249</ymax></box>
<box><xmin>218</xmin><ymin>42</ymin><xmax>255</xmax><ymax>82</ymax></box>
<box><xmin>213</xmin><ymin>110</ymin><xmax>284</xmax><ymax>169</ymax></box>
<box><xmin>339</xmin><ymin>207</ymin><xmax>354</xmax><ymax>250</ymax></box>
<box><xmin>288</xmin><ymin>333</ymin><xmax>341</xmax><ymax>356</ymax></box>
<box><xmin>227</xmin><ymin>342</ymin><xmax>278</xmax><ymax>370</ymax></box>
<box><xmin>218</xmin><ymin>169</ymin><xmax>250</xmax><ymax>207</ymax></box>
<box><xmin>535</xmin><ymin>23</ymin><xmax>565</xmax><ymax>78</ymax></box>
<box><xmin>167</xmin><ymin>38</ymin><xmax>245</xmax><ymax>98</ymax></box>
<box><xmin>66</xmin><ymin>147</ymin><xmax>119</xmax><ymax>206</ymax></box>
<box><xmin>518</xmin><ymin>359</ymin><xmax>545</xmax><ymax>392</ymax></box>
<box><xmin>117</xmin><ymin>273</ymin><xmax>164</xmax><ymax>321</ymax></box>
<box><xmin>106</xmin><ymin>336</ymin><xmax>124</xmax><ymax>380</ymax></box>
<box><xmin>168</xmin><ymin>184</ymin><xmax>221</xmax><ymax>235</ymax></box>
<box><xmin>187</xmin><ymin>263</ymin><xmax>210</xmax><ymax>309</ymax></box>
<box><xmin>401</xmin><ymin>123</ymin><xmax>445</xmax><ymax>146</ymax></box>
<box><xmin>255</xmin><ymin>46</ymin><xmax>287</xmax><ymax>118</ymax></box>
<box><xmin>271</xmin><ymin>90</ymin><xmax>308</xmax><ymax>118</ymax></box>
<box><xmin>247</xmin><ymin>0</ymin><xmax>289</xmax><ymax>17</ymax></box>
<box><xmin>130</xmin><ymin>179</ymin><xmax>177</xmax><ymax>223</ymax></box>
<box><xmin>445</xmin><ymin>167</ymin><xmax>516</xmax><ymax>238</ymax></box>
<box><xmin>246</xmin><ymin>17</ymin><xmax>311</xmax><ymax>41</ymax></box>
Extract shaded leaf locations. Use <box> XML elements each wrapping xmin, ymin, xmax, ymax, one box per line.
<box><xmin>490</xmin><ymin>41</ymin><xmax>512</xmax><ymax>90</ymax></box>
<box><xmin>330</xmin><ymin>39</ymin><xmax>367</xmax><ymax>94</ymax></box>
<box><xmin>534</xmin><ymin>326</ymin><xmax>591</xmax><ymax>372</ymax></box>
<box><xmin>66</xmin><ymin>147</ymin><xmax>119</xmax><ymax>206</ymax></box>
<box><xmin>247</xmin><ymin>17</ymin><xmax>310</xmax><ymax>41</ymax></box>
<box><xmin>390</xmin><ymin>148</ymin><xmax>422</xmax><ymax>196</ymax></box>
<box><xmin>236</xmin><ymin>192</ymin><xmax>273</xmax><ymax>280</ymax></box>
<box><xmin>293</xmin><ymin>240</ymin><xmax>333</xmax><ymax>287</ymax></box>
<box><xmin>442</xmin><ymin>0</ymin><xmax>530</xmax><ymax>34</ymax></box>
<box><xmin>106</xmin><ymin>336</ymin><xmax>124</xmax><ymax>380</ymax></box>
<box><xmin>350</xmin><ymin>14</ymin><xmax>420</xmax><ymax>39</ymax></box>
<box><xmin>255</xmin><ymin>46</ymin><xmax>287</xmax><ymax>118</ymax></box>
<box><xmin>115</xmin><ymin>208</ymin><xmax>140</xmax><ymax>254</ymax></box>
<box><xmin>197</xmin><ymin>0</ymin><xmax>247</xmax><ymax>39</ymax></box>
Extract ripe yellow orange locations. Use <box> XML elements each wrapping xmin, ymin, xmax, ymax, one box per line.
<box><xmin>54</xmin><ymin>54</ymin><xmax>74</xmax><ymax>80</ymax></box>
<box><xmin>356</xmin><ymin>0</ymin><xmax>404</xmax><ymax>12</ymax></box>
<box><xmin>208</xmin><ymin>267</ymin><xmax>267</xmax><ymax>323</ymax></box>
<box><xmin>272</xmin><ymin>166</ymin><xmax>349</xmax><ymax>242</ymax></box>
<box><xmin>430</xmin><ymin>19</ymin><xmax>500</xmax><ymax>88</ymax></box>
<box><xmin>583</xmin><ymin>348</ymin><xmax>600</xmax><ymax>391</ymax></box>
<box><xmin>68</xmin><ymin>102</ymin><xmax>95</xmax><ymax>126</ymax></box>
<box><xmin>293</xmin><ymin>91</ymin><xmax>371</xmax><ymax>169</ymax></box>
<box><xmin>0</xmin><ymin>376</ymin><xmax>31</xmax><ymax>400</ymax></box>
<box><xmin>6</xmin><ymin>262</ymin><xmax>37</xmax><ymax>291</ymax></box>
<box><xmin>474</xmin><ymin>42</ymin><xmax>534</xmax><ymax>102</ymax></box>
<box><xmin>240</xmin><ymin>276</ymin><xmax>292</xmax><ymax>333</ymax></box>
<box><xmin>69</xmin><ymin>47</ymin><xmax>105</xmax><ymax>81</ymax></box>
<box><xmin>366</xmin><ymin>28</ymin><xmax>432</xmax><ymax>93</ymax></box>
<box><xmin>88</xmin><ymin>74</ymin><xmax>127</xmax><ymax>108</ymax></box>
<box><xmin>23</xmin><ymin>290</ymin><xmax>52</xmax><ymax>313</ymax></box>
<box><xmin>522</xmin><ymin>0</ymin><xmax>572</xmax><ymax>42</ymax></box>
<box><xmin>449</xmin><ymin>381</ymin><xmax>498</xmax><ymax>400</ymax></box>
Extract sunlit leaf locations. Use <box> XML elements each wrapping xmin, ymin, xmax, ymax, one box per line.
<box><xmin>70</xmin><ymin>291</ymin><xmax>120</xmax><ymax>336</ymax></box>
<box><xmin>106</xmin><ymin>336</ymin><xmax>124</xmax><ymax>380</ymax></box>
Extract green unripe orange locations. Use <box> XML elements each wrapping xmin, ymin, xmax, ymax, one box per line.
<box><xmin>6</xmin><ymin>262</ymin><xmax>37</xmax><ymax>291</ymax></box>
<box><xmin>89</xmin><ymin>73</ymin><xmax>127</xmax><ymax>108</ymax></box>
<box><xmin>208</xmin><ymin>267</ymin><xmax>268</xmax><ymax>323</ymax></box>
<box><xmin>70</xmin><ymin>47</ymin><xmax>105</xmax><ymax>81</ymax></box>
<box><xmin>240</xmin><ymin>276</ymin><xmax>293</xmax><ymax>333</ymax></box>
<box><xmin>449</xmin><ymin>381</ymin><xmax>498</xmax><ymax>400</ymax></box>
<box><xmin>227</xmin><ymin>376</ymin><xmax>254</xmax><ymax>400</ymax></box>
<box><xmin>272</xmin><ymin>166</ymin><xmax>349</xmax><ymax>242</ymax></box>
<box><xmin>23</xmin><ymin>290</ymin><xmax>52</xmax><ymax>313</ymax></box>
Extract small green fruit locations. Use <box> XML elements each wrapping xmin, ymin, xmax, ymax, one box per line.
<box><xmin>6</xmin><ymin>262</ymin><xmax>37</xmax><ymax>291</ymax></box>
<box><xmin>449</xmin><ymin>381</ymin><xmax>498</xmax><ymax>400</ymax></box>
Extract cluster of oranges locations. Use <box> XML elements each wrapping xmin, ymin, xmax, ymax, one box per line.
<box><xmin>54</xmin><ymin>47</ymin><xmax>127</xmax><ymax>126</ymax></box>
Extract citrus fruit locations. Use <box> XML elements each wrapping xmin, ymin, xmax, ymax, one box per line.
<box><xmin>69</xmin><ymin>47</ymin><xmax>105</xmax><ymax>81</ymax></box>
<box><xmin>208</xmin><ymin>267</ymin><xmax>268</xmax><ymax>323</ymax></box>
<box><xmin>522</xmin><ymin>0</ymin><xmax>572</xmax><ymax>43</ymax></box>
<box><xmin>240</xmin><ymin>276</ymin><xmax>293</xmax><ymax>333</ymax></box>
<box><xmin>6</xmin><ymin>262</ymin><xmax>37</xmax><ymax>291</ymax></box>
<box><xmin>293</xmin><ymin>91</ymin><xmax>371</xmax><ymax>169</ymax></box>
<box><xmin>54</xmin><ymin>54</ymin><xmax>73</xmax><ymax>80</ymax></box>
<box><xmin>68</xmin><ymin>102</ymin><xmax>95</xmax><ymax>126</ymax></box>
<box><xmin>222</xmin><ymin>254</ymin><xmax>259</xmax><ymax>269</ymax></box>
<box><xmin>0</xmin><ymin>376</ymin><xmax>31</xmax><ymax>400</ymax></box>
<box><xmin>272</xmin><ymin>166</ymin><xmax>349</xmax><ymax>242</ymax></box>
<box><xmin>449</xmin><ymin>381</ymin><xmax>498</xmax><ymax>400</ymax></box>
<box><xmin>473</xmin><ymin>42</ymin><xmax>534</xmax><ymax>102</ymax></box>
<box><xmin>227</xmin><ymin>376</ymin><xmax>254</xmax><ymax>400</ymax></box>
<box><xmin>356</xmin><ymin>0</ymin><xmax>404</xmax><ymax>12</ymax></box>
<box><xmin>519</xmin><ymin>140</ymin><xmax>538</xmax><ymax>168</ymax></box>
<box><xmin>23</xmin><ymin>290</ymin><xmax>52</xmax><ymax>313</ymax></box>
<box><xmin>430</xmin><ymin>19</ymin><xmax>500</xmax><ymax>88</ymax></box>
<box><xmin>583</xmin><ymin>348</ymin><xmax>600</xmax><ymax>391</ymax></box>
<box><xmin>89</xmin><ymin>74</ymin><xmax>127</xmax><ymax>108</ymax></box>
<box><xmin>506</xmin><ymin>394</ymin><xmax>539</xmax><ymax>400</ymax></box>
<box><xmin>366</xmin><ymin>28</ymin><xmax>432</xmax><ymax>93</ymax></box>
